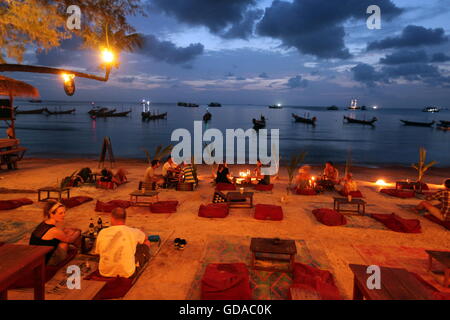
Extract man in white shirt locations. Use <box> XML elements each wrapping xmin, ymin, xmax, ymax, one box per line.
<box><xmin>95</xmin><ymin>208</ymin><xmax>151</xmax><ymax>278</ymax></box>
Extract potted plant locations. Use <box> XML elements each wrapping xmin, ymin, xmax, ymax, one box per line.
<box><xmin>412</xmin><ymin>147</ymin><xmax>437</xmax><ymax>193</ymax></box>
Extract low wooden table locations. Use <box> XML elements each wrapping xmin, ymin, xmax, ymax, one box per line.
<box><xmin>226</xmin><ymin>191</ymin><xmax>254</xmax><ymax>208</ymax></box>
<box><xmin>426</xmin><ymin>250</ymin><xmax>450</xmax><ymax>287</ymax></box>
<box><xmin>0</xmin><ymin>244</ymin><xmax>52</xmax><ymax>300</ymax></box>
<box><xmin>333</xmin><ymin>197</ymin><xmax>366</xmax><ymax>215</ymax></box>
<box><xmin>38</xmin><ymin>186</ymin><xmax>70</xmax><ymax>202</ymax></box>
<box><xmin>349</xmin><ymin>264</ymin><xmax>433</xmax><ymax>300</ymax></box>
<box><xmin>129</xmin><ymin>190</ymin><xmax>159</xmax><ymax>206</ymax></box>
<box><xmin>250</xmin><ymin>237</ymin><xmax>297</xmax><ymax>273</ymax></box>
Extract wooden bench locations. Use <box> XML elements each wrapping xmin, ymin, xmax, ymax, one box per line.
<box><xmin>0</xmin><ymin>147</ymin><xmax>27</xmax><ymax>170</ymax></box>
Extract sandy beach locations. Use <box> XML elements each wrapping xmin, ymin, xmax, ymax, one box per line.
<box><xmin>1</xmin><ymin>158</ymin><xmax>449</xmax><ymax>300</ymax></box>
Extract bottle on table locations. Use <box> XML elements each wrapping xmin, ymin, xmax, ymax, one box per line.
<box><xmin>88</xmin><ymin>218</ymin><xmax>95</xmax><ymax>235</ymax></box>
<box><xmin>97</xmin><ymin>217</ymin><xmax>103</xmax><ymax>231</ymax></box>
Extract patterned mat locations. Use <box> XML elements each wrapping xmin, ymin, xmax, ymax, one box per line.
<box><xmin>186</xmin><ymin>236</ymin><xmax>332</xmax><ymax>300</ymax></box>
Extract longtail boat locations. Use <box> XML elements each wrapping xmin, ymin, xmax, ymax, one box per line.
<box><xmin>142</xmin><ymin>111</ymin><xmax>167</xmax><ymax>120</ymax></box>
<box><xmin>344</xmin><ymin>116</ymin><xmax>377</xmax><ymax>126</ymax></box>
<box><xmin>203</xmin><ymin>111</ymin><xmax>212</xmax><ymax>122</ymax></box>
<box><xmin>15</xmin><ymin>107</ymin><xmax>46</xmax><ymax>114</ymax></box>
<box><xmin>208</xmin><ymin>102</ymin><xmax>221</xmax><ymax>107</ymax></box>
<box><xmin>45</xmin><ymin>108</ymin><xmax>76</xmax><ymax>115</ymax></box>
<box><xmin>400</xmin><ymin>120</ymin><xmax>435</xmax><ymax>127</ymax></box>
<box><xmin>88</xmin><ymin>107</ymin><xmax>109</xmax><ymax>115</ymax></box>
<box><xmin>96</xmin><ymin>110</ymin><xmax>131</xmax><ymax>117</ymax></box>
<box><xmin>292</xmin><ymin>113</ymin><xmax>316</xmax><ymax>125</ymax></box>
<box><xmin>439</xmin><ymin>120</ymin><xmax>450</xmax><ymax>126</ymax></box>
<box><xmin>252</xmin><ymin>116</ymin><xmax>266</xmax><ymax>129</ymax></box>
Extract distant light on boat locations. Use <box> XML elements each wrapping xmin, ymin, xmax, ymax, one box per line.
<box><xmin>277</xmin><ymin>103</ymin><xmax>282</xmax><ymax>107</ymax></box>
<box><xmin>375</xmin><ymin>179</ymin><xmax>389</xmax><ymax>186</ymax></box>
<box><xmin>373</xmin><ymin>106</ymin><xmax>378</xmax><ymax>109</ymax></box>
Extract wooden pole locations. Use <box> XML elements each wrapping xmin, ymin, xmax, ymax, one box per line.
<box><xmin>9</xmin><ymin>93</ymin><xmax>15</xmax><ymax>139</ymax></box>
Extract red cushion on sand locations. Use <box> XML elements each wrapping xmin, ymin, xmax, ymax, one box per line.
<box><xmin>312</xmin><ymin>208</ymin><xmax>347</xmax><ymax>226</ymax></box>
<box><xmin>61</xmin><ymin>196</ymin><xmax>93</xmax><ymax>209</ymax></box>
<box><xmin>424</xmin><ymin>214</ymin><xmax>450</xmax><ymax>230</ymax></box>
<box><xmin>371</xmin><ymin>213</ymin><xmax>421</xmax><ymax>233</ymax></box>
<box><xmin>338</xmin><ymin>190</ymin><xmax>363</xmax><ymax>198</ymax></box>
<box><xmin>292</xmin><ymin>263</ymin><xmax>341</xmax><ymax>300</ymax></box>
<box><xmin>215</xmin><ymin>183</ymin><xmax>236</xmax><ymax>191</ymax></box>
<box><xmin>96</xmin><ymin>181</ymin><xmax>116</xmax><ymax>189</ymax></box>
<box><xmin>201</xmin><ymin>263</ymin><xmax>252</xmax><ymax>300</ymax></box>
<box><xmin>254</xmin><ymin>184</ymin><xmax>274</xmax><ymax>191</ymax></box>
<box><xmin>150</xmin><ymin>201</ymin><xmax>179</xmax><ymax>213</ymax></box>
<box><xmin>254</xmin><ymin>204</ymin><xmax>283</xmax><ymax>221</ymax></box>
<box><xmin>380</xmin><ymin>189</ymin><xmax>415</xmax><ymax>198</ymax></box>
<box><xmin>84</xmin><ymin>269</ymin><xmax>134</xmax><ymax>300</ymax></box>
<box><xmin>0</xmin><ymin>198</ymin><xmax>33</xmax><ymax>210</ymax></box>
<box><xmin>296</xmin><ymin>188</ymin><xmax>317</xmax><ymax>196</ymax></box>
<box><xmin>11</xmin><ymin>249</ymin><xmax>77</xmax><ymax>288</ymax></box>
<box><xmin>198</xmin><ymin>203</ymin><xmax>229</xmax><ymax>218</ymax></box>
<box><xmin>95</xmin><ymin>200</ymin><xmax>131</xmax><ymax>213</ymax></box>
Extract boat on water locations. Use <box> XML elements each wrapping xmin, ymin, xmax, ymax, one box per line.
<box><xmin>268</xmin><ymin>104</ymin><xmax>283</xmax><ymax>109</ymax></box>
<box><xmin>292</xmin><ymin>113</ymin><xmax>316</xmax><ymax>125</ymax></box>
<box><xmin>327</xmin><ymin>105</ymin><xmax>339</xmax><ymax>111</ymax></box>
<box><xmin>344</xmin><ymin>116</ymin><xmax>377</xmax><ymax>126</ymax></box>
<box><xmin>400</xmin><ymin>120</ymin><xmax>435</xmax><ymax>127</ymax></box>
<box><xmin>15</xmin><ymin>107</ymin><xmax>46</xmax><ymax>114</ymax></box>
<box><xmin>96</xmin><ymin>110</ymin><xmax>131</xmax><ymax>117</ymax></box>
<box><xmin>252</xmin><ymin>115</ymin><xmax>266</xmax><ymax>129</ymax></box>
<box><xmin>45</xmin><ymin>108</ymin><xmax>76</xmax><ymax>115</ymax></box>
<box><xmin>348</xmin><ymin>99</ymin><xmax>361</xmax><ymax>110</ymax></box>
<box><xmin>177</xmin><ymin>102</ymin><xmax>199</xmax><ymax>108</ymax></box>
<box><xmin>142</xmin><ymin>112</ymin><xmax>167</xmax><ymax>120</ymax></box>
<box><xmin>439</xmin><ymin>120</ymin><xmax>450</xmax><ymax>126</ymax></box>
<box><xmin>208</xmin><ymin>102</ymin><xmax>221</xmax><ymax>107</ymax></box>
<box><xmin>88</xmin><ymin>107</ymin><xmax>109</xmax><ymax>115</ymax></box>
<box><xmin>203</xmin><ymin>111</ymin><xmax>212</xmax><ymax>122</ymax></box>
<box><xmin>361</xmin><ymin>105</ymin><xmax>367</xmax><ymax>111</ymax></box>
<box><xmin>422</xmin><ymin>106</ymin><xmax>440</xmax><ymax>113</ymax></box>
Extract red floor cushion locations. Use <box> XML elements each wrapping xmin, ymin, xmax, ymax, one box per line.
<box><xmin>61</xmin><ymin>196</ymin><xmax>93</xmax><ymax>209</ymax></box>
<box><xmin>201</xmin><ymin>263</ymin><xmax>252</xmax><ymax>300</ymax></box>
<box><xmin>11</xmin><ymin>248</ymin><xmax>77</xmax><ymax>288</ymax></box>
<box><xmin>296</xmin><ymin>188</ymin><xmax>317</xmax><ymax>196</ymax></box>
<box><xmin>215</xmin><ymin>183</ymin><xmax>236</xmax><ymax>191</ymax></box>
<box><xmin>95</xmin><ymin>200</ymin><xmax>131</xmax><ymax>213</ymax></box>
<box><xmin>312</xmin><ymin>208</ymin><xmax>347</xmax><ymax>226</ymax></box>
<box><xmin>424</xmin><ymin>214</ymin><xmax>450</xmax><ymax>230</ymax></box>
<box><xmin>371</xmin><ymin>213</ymin><xmax>421</xmax><ymax>233</ymax></box>
<box><xmin>0</xmin><ymin>198</ymin><xmax>33</xmax><ymax>210</ymax></box>
<box><xmin>150</xmin><ymin>201</ymin><xmax>178</xmax><ymax>213</ymax></box>
<box><xmin>254</xmin><ymin>204</ymin><xmax>283</xmax><ymax>221</ymax></box>
<box><xmin>380</xmin><ymin>189</ymin><xmax>415</xmax><ymax>198</ymax></box>
<box><xmin>291</xmin><ymin>263</ymin><xmax>341</xmax><ymax>300</ymax></box>
<box><xmin>254</xmin><ymin>184</ymin><xmax>274</xmax><ymax>191</ymax></box>
<box><xmin>338</xmin><ymin>190</ymin><xmax>363</xmax><ymax>198</ymax></box>
<box><xmin>96</xmin><ymin>181</ymin><xmax>116</xmax><ymax>190</ymax></box>
<box><xmin>198</xmin><ymin>203</ymin><xmax>229</xmax><ymax>218</ymax></box>
<box><xmin>84</xmin><ymin>269</ymin><xmax>134</xmax><ymax>300</ymax></box>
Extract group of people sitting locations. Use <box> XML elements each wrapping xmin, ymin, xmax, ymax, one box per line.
<box><xmin>30</xmin><ymin>200</ymin><xmax>150</xmax><ymax>279</ymax></box>
<box><xmin>143</xmin><ymin>156</ymin><xmax>197</xmax><ymax>190</ymax></box>
<box><xmin>214</xmin><ymin>160</ymin><xmax>270</xmax><ymax>185</ymax></box>
<box><xmin>295</xmin><ymin>161</ymin><xmax>356</xmax><ymax>194</ymax></box>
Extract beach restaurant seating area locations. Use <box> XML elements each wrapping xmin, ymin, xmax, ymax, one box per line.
<box><xmin>0</xmin><ymin>161</ymin><xmax>449</xmax><ymax>301</ymax></box>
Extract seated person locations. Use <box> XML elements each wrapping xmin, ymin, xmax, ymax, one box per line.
<box><xmin>162</xmin><ymin>156</ymin><xmax>181</xmax><ymax>186</ymax></box>
<box><xmin>95</xmin><ymin>208</ymin><xmax>151</xmax><ymax>278</ymax></box>
<box><xmin>215</xmin><ymin>162</ymin><xmax>233</xmax><ymax>184</ymax></box>
<box><xmin>29</xmin><ymin>201</ymin><xmax>81</xmax><ymax>266</ymax></box>
<box><xmin>180</xmin><ymin>162</ymin><xmax>197</xmax><ymax>185</ymax></box>
<box><xmin>143</xmin><ymin>160</ymin><xmax>164</xmax><ymax>189</ymax></box>
<box><xmin>253</xmin><ymin>160</ymin><xmax>270</xmax><ymax>185</ymax></box>
<box><xmin>112</xmin><ymin>168</ymin><xmax>128</xmax><ymax>185</ymax></box>
<box><xmin>295</xmin><ymin>165</ymin><xmax>314</xmax><ymax>191</ymax></box>
<box><xmin>318</xmin><ymin>161</ymin><xmax>339</xmax><ymax>189</ymax></box>
<box><xmin>100</xmin><ymin>168</ymin><xmax>113</xmax><ymax>182</ymax></box>
<box><xmin>338</xmin><ymin>173</ymin><xmax>358</xmax><ymax>195</ymax></box>
<box><xmin>415</xmin><ymin>179</ymin><xmax>450</xmax><ymax>222</ymax></box>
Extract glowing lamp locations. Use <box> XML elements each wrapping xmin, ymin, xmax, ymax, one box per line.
<box><xmin>61</xmin><ymin>73</ymin><xmax>75</xmax><ymax>96</ymax></box>
<box><xmin>101</xmin><ymin>48</ymin><xmax>115</xmax><ymax>64</ymax></box>
<box><xmin>375</xmin><ymin>179</ymin><xmax>389</xmax><ymax>186</ymax></box>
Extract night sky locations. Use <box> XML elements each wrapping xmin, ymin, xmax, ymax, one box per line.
<box><xmin>8</xmin><ymin>0</ymin><xmax>450</xmax><ymax>107</ymax></box>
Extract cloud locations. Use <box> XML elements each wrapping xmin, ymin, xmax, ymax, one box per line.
<box><xmin>139</xmin><ymin>34</ymin><xmax>204</xmax><ymax>64</ymax></box>
<box><xmin>257</xmin><ymin>0</ymin><xmax>402</xmax><ymax>59</ymax></box>
<box><xmin>431</xmin><ymin>53</ymin><xmax>450</xmax><ymax>63</ymax></box>
<box><xmin>351</xmin><ymin>63</ymin><xmax>385</xmax><ymax>87</ymax></box>
<box><xmin>367</xmin><ymin>25</ymin><xmax>448</xmax><ymax>50</ymax></box>
<box><xmin>286</xmin><ymin>75</ymin><xmax>308</xmax><ymax>89</ymax></box>
<box><xmin>117</xmin><ymin>76</ymin><xmax>136</xmax><ymax>83</ymax></box>
<box><xmin>35</xmin><ymin>37</ymin><xmax>84</xmax><ymax>67</ymax></box>
<box><xmin>150</xmin><ymin>0</ymin><xmax>260</xmax><ymax>39</ymax></box>
<box><xmin>380</xmin><ymin>50</ymin><xmax>428</xmax><ymax>65</ymax></box>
